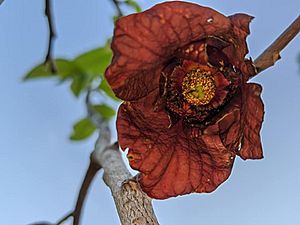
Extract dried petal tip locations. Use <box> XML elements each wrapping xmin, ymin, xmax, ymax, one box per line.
<box><xmin>229</xmin><ymin>13</ymin><xmax>254</xmax><ymax>34</ymax></box>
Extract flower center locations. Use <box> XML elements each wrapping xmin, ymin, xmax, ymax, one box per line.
<box><xmin>182</xmin><ymin>69</ymin><xmax>216</xmax><ymax>106</ymax></box>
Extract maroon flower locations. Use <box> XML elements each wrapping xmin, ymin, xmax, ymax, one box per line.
<box><xmin>105</xmin><ymin>1</ymin><xmax>264</xmax><ymax>199</ymax></box>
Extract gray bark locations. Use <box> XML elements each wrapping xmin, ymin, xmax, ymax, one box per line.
<box><xmin>91</xmin><ymin>126</ymin><xmax>159</xmax><ymax>225</ymax></box>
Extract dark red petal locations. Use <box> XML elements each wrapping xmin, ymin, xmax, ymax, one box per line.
<box><xmin>178</xmin><ymin>41</ymin><xmax>209</xmax><ymax>63</ymax></box>
<box><xmin>217</xmin><ymin>96</ymin><xmax>242</xmax><ymax>150</ymax></box>
<box><xmin>194</xmin><ymin>124</ymin><xmax>235</xmax><ymax>193</ymax></box>
<box><xmin>239</xmin><ymin>83</ymin><xmax>264</xmax><ymax>160</ymax></box>
<box><xmin>213</xmin><ymin>71</ymin><xmax>230</xmax><ymax>89</ymax></box>
<box><xmin>210</xmin><ymin>89</ymin><xmax>228</xmax><ymax>108</ymax></box>
<box><xmin>229</xmin><ymin>14</ymin><xmax>254</xmax><ymax>34</ymax></box>
<box><xmin>117</xmin><ymin>89</ymin><xmax>169</xmax><ymax>131</ymax></box>
<box><xmin>182</xmin><ymin>60</ymin><xmax>215</xmax><ymax>73</ymax></box>
<box><xmin>168</xmin><ymin>66</ymin><xmax>186</xmax><ymax>91</ymax></box>
<box><xmin>223</xmin><ymin>14</ymin><xmax>254</xmax><ymax>73</ymax></box>
<box><xmin>105</xmin><ymin>1</ymin><xmax>232</xmax><ymax>100</ymax></box>
<box><xmin>117</xmin><ymin>91</ymin><xmax>235</xmax><ymax>199</ymax></box>
<box><xmin>206</xmin><ymin>36</ymin><xmax>230</xmax><ymax>49</ymax></box>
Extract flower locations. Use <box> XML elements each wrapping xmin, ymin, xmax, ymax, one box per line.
<box><xmin>105</xmin><ymin>1</ymin><xmax>264</xmax><ymax>199</ymax></box>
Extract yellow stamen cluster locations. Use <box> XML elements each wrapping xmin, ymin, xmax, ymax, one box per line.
<box><xmin>182</xmin><ymin>69</ymin><xmax>216</xmax><ymax>106</ymax></box>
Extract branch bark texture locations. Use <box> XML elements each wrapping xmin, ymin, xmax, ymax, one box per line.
<box><xmin>254</xmin><ymin>15</ymin><xmax>300</xmax><ymax>73</ymax></box>
<box><xmin>91</xmin><ymin>130</ymin><xmax>159</xmax><ymax>225</ymax></box>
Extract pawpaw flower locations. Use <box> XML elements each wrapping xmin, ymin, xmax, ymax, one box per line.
<box><xmin>105</xmin><ymin>1</ymin><xmax>264</xmax><ymax>199</ymax></box>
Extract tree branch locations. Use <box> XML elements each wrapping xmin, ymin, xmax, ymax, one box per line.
<box><xmin>111</xmin><ymin>0</ymin><xmax>123</xmax><ymax>17</ymax></box>
<box><xmin>73</xmin><ymin>160</ymin><xmax>101</xmax><ymax>225</ymax></box>
<box><xmin>254</xmin><ymin>15</ymin><xmax>300</xmax><ymax>74</ymax></box>
<box><xmin>44</xmin><ymin>0</ymin><xmax>57</xmax><ymax>73</ymax></box>
<box><xmin>57</xmin><ymin>212</ymin><xmax>73</xmax><ymax>225</ymax></box>
<box><xmin>91</xmin><ymin>136</ymin><xmax>159</xmax><ymax>225</ymax></box>
<box><xmin>72</xmin><ymin>89</ymin><xmax>159</xmax><ymax>225</ymax></box>
<box><xmin>72</xmin><ymin>90</ymin><xmax>108</xmax><ymax>225</ymax></box>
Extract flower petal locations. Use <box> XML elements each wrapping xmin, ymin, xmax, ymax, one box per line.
<box><xmin>216</xmin><ymin>83</ymin><xmax>264</xmax><ymax>158</ymax></box>
<box><xmin>223</xmin><ymin>14</ymin><xmax>255</xmax><ymax>78</ymax></box>
<box><xmin>239</xmin><ymin>83</ymin><xmax>264</xmax><ymax>159</ymax></box>
<box><xmin>178</xmin><ymin>41</ymin><xmax>209</xmax><ymax>64</ymax></box>
<box><xmin>117</xmin><ymin>91</ymin><xmax>235</xmax><ymax>199</ymax></box>
<box><xmin>105</xmin><ymin>1</ymin><xmax>232</xmax><ymax>100</ymax></box>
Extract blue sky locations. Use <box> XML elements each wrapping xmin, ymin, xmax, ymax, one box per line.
<box><xmin>0</xmin><ymin>0</ymin><xmax>300</xmax><ymax>225</ymax></box>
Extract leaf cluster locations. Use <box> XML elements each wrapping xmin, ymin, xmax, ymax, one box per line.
<box><xmin>25</xmin><ymin>42</ymin><xmax>114</xmax><ymax>96</ymax></box>
<box><xmin>24</xmin><ymin>41</ymin><xmax>119</xmax><ymax>141</ymax></box>
<box><xmin>24</xmin><ymin>0</ymin><xmax>144</xmax><ymax>144</ymax></box>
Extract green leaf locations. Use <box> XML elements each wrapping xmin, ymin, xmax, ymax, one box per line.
<box><xmin>92</xmin><ymin>104</ymin><xmax>115</xmax><ymax>121</ymax></box>
<box><xmin>74</xmin><ymin>45</ymin><xmax>112</xmax><ymax>77</ymax></box>
<box><xmin>113</xmin><ymin>15</ymin><xmax>120</xmax><ymax>24</ymax></box>
<box><xmin>70</xmin><ymin>73</ymin><xmax>91</xmax><ymax>97</ymax></box>
<box><xmin>70</xmin><ymin>118</ymin><xmax>96</xmax><ymax>141</ymax></box>
<box><xmin>24</xmin><ymin>59</ymin><xmax>76</xmax><ymax>80</ymax></box>
<box><xmin>24</xmin><ymin>63</ymin><xmax>54</xmax><ymax>80</ymax></box>
<box><xmin>56</xmin><ymin>59</ymin><xmax>79</xmax><ymax>79</ymax></box>
<box><xmin>125</xmin><ymin>0</ymin><xmax>142</xmax><ymax>12</ymax></box>
<box><xmin>99</xmin><ymin>78</ymin><xmax>120</xmax><ymax>101</ymax></box>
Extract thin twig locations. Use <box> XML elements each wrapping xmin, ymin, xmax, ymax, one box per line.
<box><xmin>56</xmin><ymin>212</ymin><xmax>73</xmax><ymax>225</ymax></box>
<box><xmin>72</xmin><ymin>90</ymin><xmax>110</xmax><ymax>225</ymax></box>
<box><xmin>85</xmin><ymin>88</ymin><xmax>94</xmax><ymax>117</ymax></box>
<box><xmin>111</xmin><ymin>0</ymin><xmax>123</xmax><ymax>17</ymax></box>
<box><xmin>73</xmin><ymin>160</ymin><xmax>102</xmax><ymax>225</ymax></box>
<box><xmin>85</xmin><ymin>88</ymin><xmax>107</xmax><ymax>128</ymax></box>
<box><xmin>44</xmin><ymin>0</ymin><xmax>57</xmax><ymax>73</ymax></box>
<box><xmin>254</xmin><ymin>15</ymin><xmax>300</xmax><ymax>74</ymax></box>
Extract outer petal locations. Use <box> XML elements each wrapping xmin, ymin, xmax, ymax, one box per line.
<box><xmin>239</xmin><ymin>83</ymin><xmax>264</xmax><ymax>159</ymax></box>
<box><xmin>105</xmin><ymin>1</ymin><xmax>232</xmax><ymax>101</ymax></box>
<box><xmin>217</xmin><ymin>83</ymin><xmax>264</xmax><ymax>159</ymax></box>
<box><xmin>218</xmin><ymin>101</ymin><xmax>241</xmax><ymax>150</ymax></box>
<box><xmin>223</xmin><ymin>14</ymin><xmax>255</xmax><ymax>79</ymax></box>
<box><xmin>117</xmin><ymin>91</ymin><xmax>235</xmax><ymax>199</ymax></box>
